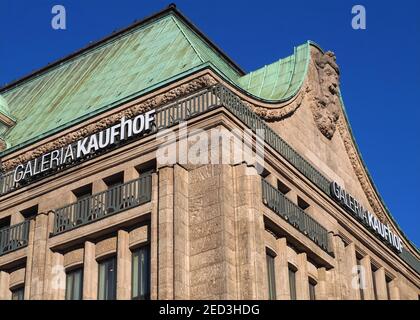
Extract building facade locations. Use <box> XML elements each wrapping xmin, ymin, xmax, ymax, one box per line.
<box><xmin>0</xmin><ymin>5</ymin><xmax>419</xmax><ymax>300</ymax></box>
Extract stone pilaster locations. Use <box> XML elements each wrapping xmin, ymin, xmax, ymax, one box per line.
<box><xmin>117</xmin><ymin>230</ymin><xmax>131</xmax><ymax>300</ymax></box>
<box><xmin>360</xmin><ymin>255</ymin><xmax>375</xmax><ymax>300</ymax></box>
<box><xmin>0</xmin><ymin>271</ymin><xmax>11</xmax><ymax>299</ymax></box>
<box><xmin>150</xmin><ymin>172</ymin><xmax>158</xmax><ymax>300</ymax></box>
<box><xmin>24</xmin><ymin>219</ymin><xmax>36</xmax><ymax>300</ymax></box>
<box><xmin>388</xmin><ymin>278</ymin><xmax>400</xmax><ymax>300</ymax></box>
<box><xmin>50</xmin><ymin>252</ymin><xmax>65</xmax><ymax>300</ymax></box>
<box><xmin>188</xmin><ymin>164</ymin><xmax>238</xmax><ymax>299</ymax></box>
<box><xmin>344</xmin><ymin>242</ymin><xmax>359</xmax><ymax>300</ymax></box>
<box><xmin>173</xmin><ymin>165</ymin><xmax>189</xmax><ymax>299</ymax></box>
<box><xmin>296</xmin><ymin>252</ymin><xmax>309</xmax><ymax>300</ymax></box>
<box><xmin>331</xmin><ymin>235</ymin><xmax>349</xmax><ymax>299</ymax></box>
<box><xmin>234</xmin><ymin>164</ymin><xmax>264</xmax><ymax>299</ymax></box>
<box><xmin>275</xmin><ymin>238</ymin><xmax>290</xmax><ymax>300</ymax></box>
<box><xmin>315</xmin><ymin>267</ymin><xmax>328</xmax><ymax>300</ymax></box>
<box><xmin>374</xmin><ymin>267</ymin><xmax>387</xmax><ymax>300</ymax></box>
<box><xmin>28</xmin><ymin>212</ymin><xmax>50</xmax><ymax>299</ymax></box>
<box><xmin>157</xmin><ymin>166</ymin><xmax>174</xmax><ymax>299</ymax></box>
<box><xmin>83</xmin><ymin>241</ymin><xmax>98</xmax><ymax>300</ymax></box>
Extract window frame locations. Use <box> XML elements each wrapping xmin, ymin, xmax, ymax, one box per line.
<box><xmin>11</xmin><ymin>285</ymin><xmax>24</xmax><ymax>300</ymax></box>
<box><xmin>131</xmin><ymin>245</ymin><xmax>151</xmax><ymax>300</ymax></box>
<box><xmin>97</xmin><ymin>256</ymin><xmax>117</xmax><ymax>300</ymax></box>
<box><xmin>288</xmin><ymin>264</ymin><xmax>297</xmax><ymax>300</ymax></box>
<box><xmin>266</xmin><ymin>249</ymin><xmax>277</xmax><ymax>300</ymax></box>
<box><xmin>65</xmin><ymin>267</ymin><xmax>84</xmax><ymax>300</ymax></box>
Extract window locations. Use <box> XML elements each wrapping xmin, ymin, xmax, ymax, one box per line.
<box><xmin>371</xmin><ymin>265</ymin><xmax>378</xmax><ymax>300</ymax></box>
<box><xmin>104</xmin><ymin>172</ymin><xmax>124</xmax><ymax>189</ymax></box>
<box><xmin>288</xmin><ymin>265</ymin><xmax>297</xmax><ymax>300</ymax></box>
<box><xmin>266</xmin><ymin>252</ymin><xmax>276</xmax><ymax>300</ymax></box>
<box><xmin>104</xmin><ymin>172</ymin><xmax>125</xmax><ymax>212</ymax></box>
<box><xmin>277</xmin><ymin>179</ymin><xmax>291</xmax><ymax>195</ymax></box>
<box><xmin>20</xmin><ymin>205</ymin><xmax>38</xmax><ymax>219</ymax></box>
<box><xmin>386</xmin><ymin>276</ymin><xmax>392</xmax><ymax>300</ymax></box>
<box><xmin>72</xmin><ymin>184</ymin><xmax>93</xmax><ymax>223</ymax></box>
<box><xmin>297</xmin><ymin>196</ymin><xmax>310</xmax><ymax>211</ymax></box>
<box><xmin>65</xmin><ymin>268</ymin><xmax>83</xmax><ymax>300</ymax></box>
<box><xmin>72</xmin><ymin>184</ymin><xmax>93</xmax><ymax>201</ymax></box>
<box><xmin>132</xmin><ymin>246</ymin><xmax>150</xmax><ymax>300</ymax></box>
<box><xmin>0</xmin><ymin>216</ymin><xmax>11</xmax><ymax>231</ymax></box>
<box><xmin>11</xmin><ymin>286</ymin><xmax>24</xmax><ymax>300</ymax></box>
<box><xmin>309</xmin><ymin>278</ymin><xmax>317</xmax><ymax>300</ymax></box>
<box><xmin>98</xmin><ymin>256</ymin><xmax>117</xmax><ymax>300</ymax></box>
<box><xmin>356</xmin><ymin>256</ymin><xmax>364</xmax><ymax>300</ymax></box>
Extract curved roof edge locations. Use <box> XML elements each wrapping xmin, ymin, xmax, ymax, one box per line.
<box><xmin>338</xmin><ymin>92</ymin><xmax>419</xmax><ymax>255</ymax></box>
<box><xmin>226</xmin><ymin>41</ymin><xmax>420</xmax><ymax>256</ymax></box>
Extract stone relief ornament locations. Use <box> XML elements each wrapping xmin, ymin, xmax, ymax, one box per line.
<box><xmin>1</xmin><ymin>74</ymin><xmax>217</xmax><ymax>171</ymax></box>
<box><xmin>307</xmin><ymin>50</ymin><xmax>341</xmax><ymax>139</ymax></box>
<box><xmin>249</xmin><ymin>92</ymin><xmax>305</xmax><ymax>121</ymax></box>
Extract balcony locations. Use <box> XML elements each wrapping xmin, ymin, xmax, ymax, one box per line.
<box><xmin>261</xmin><ymin>179</ymin><xmax>330</xmax><ymax>253</ymax></box>
<box><xmin>0</xmin><ymin>220</ymin><xmax>30</xmax><ymax>256</ymax></box>
<box><xmin>53</xmin><ymin>173</ymin><xmax>152</xmax><ymax>235</ymax></box>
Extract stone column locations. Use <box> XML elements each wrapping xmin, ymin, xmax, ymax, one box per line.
<box><xmin>173</xmin><ymin>165</ymin><xmax>189</xmax><ymax>299</ymax></box>
<box><xmin>83</xmin><ymin>241</ymin><xmax>98</xmax><ymax>300</ymax></box>
<box><xmin>28</xmin><ymin>212</ymin><xmax>50</xmax><ymax>299</ymax></box>
<box><xmin>275</xmin><ymin>238</ymin><xmax>290</xmax><ymax>300</ymax></box>
<box><xmin>157</xmin><ymin>166</ymin><xmax>174</xmax><ymax>299</ymax></box>
<box><xmin>296</xmin><ymin>253</ymin><xmax>309</xmax><ymax>300</ymax></box>
<box><xmin>374</xmin><ymin>267</ymin><xmax>387</xmax><ymax>300</ymax></box>
<box><xmin>360</xmin><ymin>255</ymin><xmax>375</xmax><ymax>300</ymax></box>
<box><xmin>116</xmin><ymin>230</ymin><xmax>131</xmax><ymax>300</ymax></box>
<box><xmin>0</xmin><ymin>271</ymin><xmax>11</xmax><ymax>299</ymax></box>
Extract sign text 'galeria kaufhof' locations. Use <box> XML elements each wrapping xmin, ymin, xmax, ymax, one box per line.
<box><xmin>330</xmin><ymin>181</ymin><xmax>403</xmax><ymax>253</ymax></box>
<box><xmin>13</xmin><ymin>110</ymin><xmax>156</xmax><ymax>184</ymax></box>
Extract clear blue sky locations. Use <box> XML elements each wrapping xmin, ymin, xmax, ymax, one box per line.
<box><xmin>0</xmin><ymin>1</ymin><xmax>419</xmax><ymax>246</ymax></box>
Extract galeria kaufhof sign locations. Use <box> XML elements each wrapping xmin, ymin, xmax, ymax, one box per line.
<box><xmin>12</xmin><ymin>110</ymin><xmax>156</xmax><ymax>184</ymax></box>
<box><xmin>330</xmin><ymin>181</ymin><xmax>403</xmax><ymax>253</ymax></box>
<box><xmin>1</xmin><ymin>102</ymin><xmax>405</xmax><ymax>256</ymax></box>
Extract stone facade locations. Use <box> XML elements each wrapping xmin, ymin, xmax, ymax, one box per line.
<box><xmin>0</xmin><ymin>64</ymin><xmax>419</xmax><ymax>301</ymax></box>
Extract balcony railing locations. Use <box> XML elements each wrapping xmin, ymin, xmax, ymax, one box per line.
<box><xmin>0</xmin><ymin>220</ymin><xmax>30</xmax><ymax>256</ymax></box>
<box><xmin>262</xmin><ymin>179</ymin><xmax>330</xmax><ymax>253</ymax></box>
<box><xmin>53</xmin><ymin>173</ymin><xmax>152</xmax><ymax>235</ymax></box>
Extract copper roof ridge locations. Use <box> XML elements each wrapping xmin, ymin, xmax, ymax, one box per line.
<box><xmin>0</xmin><ymin>3</ymin><xmax>244</xmax><ymax>93</ymax></box>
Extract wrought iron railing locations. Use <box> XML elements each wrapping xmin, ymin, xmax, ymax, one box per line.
<box><xmin>0</xmin><ymin>220</ymin><xmax>30</xmax><ymax>256</ymax></box>
<box><xmin>0</xmin><ymin>85</ymin><xmax>330</xmax><ymax>198</ymax></box>
<box><xmin>53</xmin><ymin>173</ymin><xmax>152</xmax><ymax>235</ymax></box>
<box><xmin>262</xmin><ymin>179</ymin><xmax>330</xmax><ymax>252</ymax></box>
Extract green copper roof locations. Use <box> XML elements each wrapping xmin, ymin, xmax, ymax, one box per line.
<box><xmin>0</xmin><ymin>94</ymin><xmax>12</xmax><ymax>120</ymax></box>
<box><xmin>0</xmin><ymin>6</ymin><xmax>309</xmax><ymax>153</ymax></box>
<box><xmin>236</xmin><ymin>43</ymin><xmax>309</xmax><ymax>101</ymax></box>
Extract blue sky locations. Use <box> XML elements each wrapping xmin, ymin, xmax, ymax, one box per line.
<box><xmin>0</xmin><ymin>0</ymin><xmax>419</xmax><ymax>246</ymax></box>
